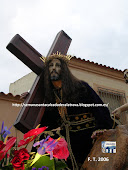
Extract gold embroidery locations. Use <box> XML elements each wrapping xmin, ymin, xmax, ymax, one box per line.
<box><xmin>69</xmin><ymin>126</ymin><xmax>72</xmax><ymax>130</ymax></box>
<box><xmin>86</xmin><ymin>123</ymin><xmax>89</xmax><ymax>128</ymax></box>
<box><xmin>67</xmin><ymin>117</ymin><xmax>70</xmax><ymax>121</ymax></box>
<box><xmin>77</xmin><ymin>126</ymin><xmax>81</xmax><ymax>130</ymax></box>
<box><xmin>75</xmin><ymin>116</ymin><xmax>79</xmax><ymax>120</ymax></box>
<box><xmin>83</xmin><ymin>115</ymin><xmax>87</xmax><ymax>119</ymax></box>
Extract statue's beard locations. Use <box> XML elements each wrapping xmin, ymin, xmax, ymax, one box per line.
<box><xmin>50</xmin><ymin>71</ymin><xmax>61</xmax><ymax>81</ymax></box>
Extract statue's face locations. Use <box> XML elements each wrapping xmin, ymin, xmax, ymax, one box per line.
<box><xmin>49</xmin><ymin>58</ymin><xmax>61</xmax><ymax>81</ymax></box>
<box><xmin>124</xmin><ymin>69</ymin><xmax>128</xmax><ymax>84</ymax></box>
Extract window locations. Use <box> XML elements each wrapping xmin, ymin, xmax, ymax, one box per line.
<box><xmin>97</xmin><ymin>87</ymin><xmax>127</xmax><ymax>124</ymax></box>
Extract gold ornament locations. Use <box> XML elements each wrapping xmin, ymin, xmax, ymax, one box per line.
<box><xmin>83</xmin><ymin>115</ymin><xmax>87</xmax><ymax>119</ymax></box>
<box><xmin>40</xmin><ymin>51</ymin><xmax>72</xmax><ymax>64</ymax></box>
<box><xmin>75</xmin><ymin>116</ymin><xmax>79</xmax><ymax>120</ymax></box>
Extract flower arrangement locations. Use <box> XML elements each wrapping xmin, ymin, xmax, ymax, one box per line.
<box><xmin>0</xmin><ymin>122</ymin><xmax>69</xmax><ymax>170</ymax></box>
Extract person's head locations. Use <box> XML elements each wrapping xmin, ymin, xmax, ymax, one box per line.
<box><xmin>43</xmin><ymin>55</ymin><xmax>84</xmax><ymax>103</ymax></box>
<box><xmin>123</xmin><ymin>69</ymin><xmax>128</xmax><ymax>84</ymax></box>
<box><xmin>48</xmin><ymin>58</ymin><xmax>61</xmax><ymax>81</ymax></box>
<box><xmin>44</xmin><ymin>57</ymin><xmax>75</xmax><ymax>87</ymax></box>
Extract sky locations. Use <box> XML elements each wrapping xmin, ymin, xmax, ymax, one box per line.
<box><xmin>1</xmin><ymin>0</ymin><xmax>128</xmax><ymax>93</ymax></box>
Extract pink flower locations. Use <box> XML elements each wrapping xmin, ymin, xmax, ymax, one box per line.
<box><xmin>53</xmin><ymin>138</ymin><xmax>69</xmax><ymax>160</ymax></box>
<box><xmin>45</xmin><ymin>137</ymin><xmax>69</xmax><ymax>160</ymax></box>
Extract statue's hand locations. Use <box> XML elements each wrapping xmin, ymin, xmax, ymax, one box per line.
<box><xmin>112</xmin><ymin>108</ymin><xmax>121</xmax><ymax>120</ymax></box>
<box><xmin>20</xmin><ymin>92</ymin><xmax>29</xmax><ymax>99</ymax></box>
<box><xmin>91</xmin><ymin>129</ymin><xmax>107</xmax><ymax>139</ymax></box>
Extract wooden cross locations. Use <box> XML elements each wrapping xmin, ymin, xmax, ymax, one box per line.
<box><xmin>6</xmin><ymin>30</ymin><xmax>72</xmax><ymax>133</ymax></box>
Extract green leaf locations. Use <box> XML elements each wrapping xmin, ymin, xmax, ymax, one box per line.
<box><xmin>1</xmin><ymin>164</ymin><xmax>13</xmax><ymax>170</ymax></box>
<box><xmin>4</xmin><ymin>153</ymin><xmax>8</xmax><ymax>166</ymax></box>
<box><xmin>55</xmin><ymin>160</ymin><xmax>68</xmax><ymax>170</ymax></box>
<box><xmin>32</xmin><ymin>156</ymin><xmax>55</xmax><ymax>170</ymax></box>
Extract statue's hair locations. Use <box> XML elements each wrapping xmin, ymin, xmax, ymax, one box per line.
<box><xmin>44</xmin><ymin>58</ymin><xmax>86</xmax><ymax>103</ymax></box>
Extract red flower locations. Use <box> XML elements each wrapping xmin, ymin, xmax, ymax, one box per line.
<box><xmin>0</xmin><ymin>141</ymin><xmax>5</xmax><ymax>151</ymax></box>
<box><xmin>11</xmin><ymin>156</ymin><xmax>24</xmax><ymax>170</ymax></box>
<box><xmin>0</xmin><ymin>150</ymin><xmax>4</xmax><ymax>161</ymax></box>
<box><xmin>18</xmin><ymin>148</ymin><xmax>30</xmax><ymax>160</ymax></box>
<box><xmin>18</xmin><ymin>126</ymin><xmax>47</xmax><ymax>147</ymax></box>
<box><xmin>0</xmin><ymin>137</ymin><xmax>16</xmax><ymax>161</ymax></box>
<box><xmin>18</xmin><ymin>137</ymin><xmax>36</xmax><ymax>147</ymax></box>
<box><xmin>5</xmin><ymin>137</ymin><xmax>16</xmax><ymax>152</ymax></box>
<box><xmin>12</xmin><ymin>148</ymin><xmax>29</xmax><ymax>170</ymax></box>
<box><xmin>24</xmin><ymin>126</ymin><xmax>47</xmax><ymax>139</ymax></box>
<box><xmin>53</xmin><ymin>138</ymin><xmax>69</xmax><ymax>160</ymax></box>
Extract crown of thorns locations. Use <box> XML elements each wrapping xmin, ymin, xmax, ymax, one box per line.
<box><xmin>40</xmin><ymin>51</ymin><xmax>72</xmax><ymax>64</ymax></box>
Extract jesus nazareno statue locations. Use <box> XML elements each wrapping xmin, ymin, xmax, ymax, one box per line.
<box><xmin>39</xmin><ymin>52</ymin><xmax>114</xmax><ymax>169</ymax></box>
<box><xmin>6</xmin><ymin>31</ymin><xmax>115</xmax><ymax>169</ymax></box>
